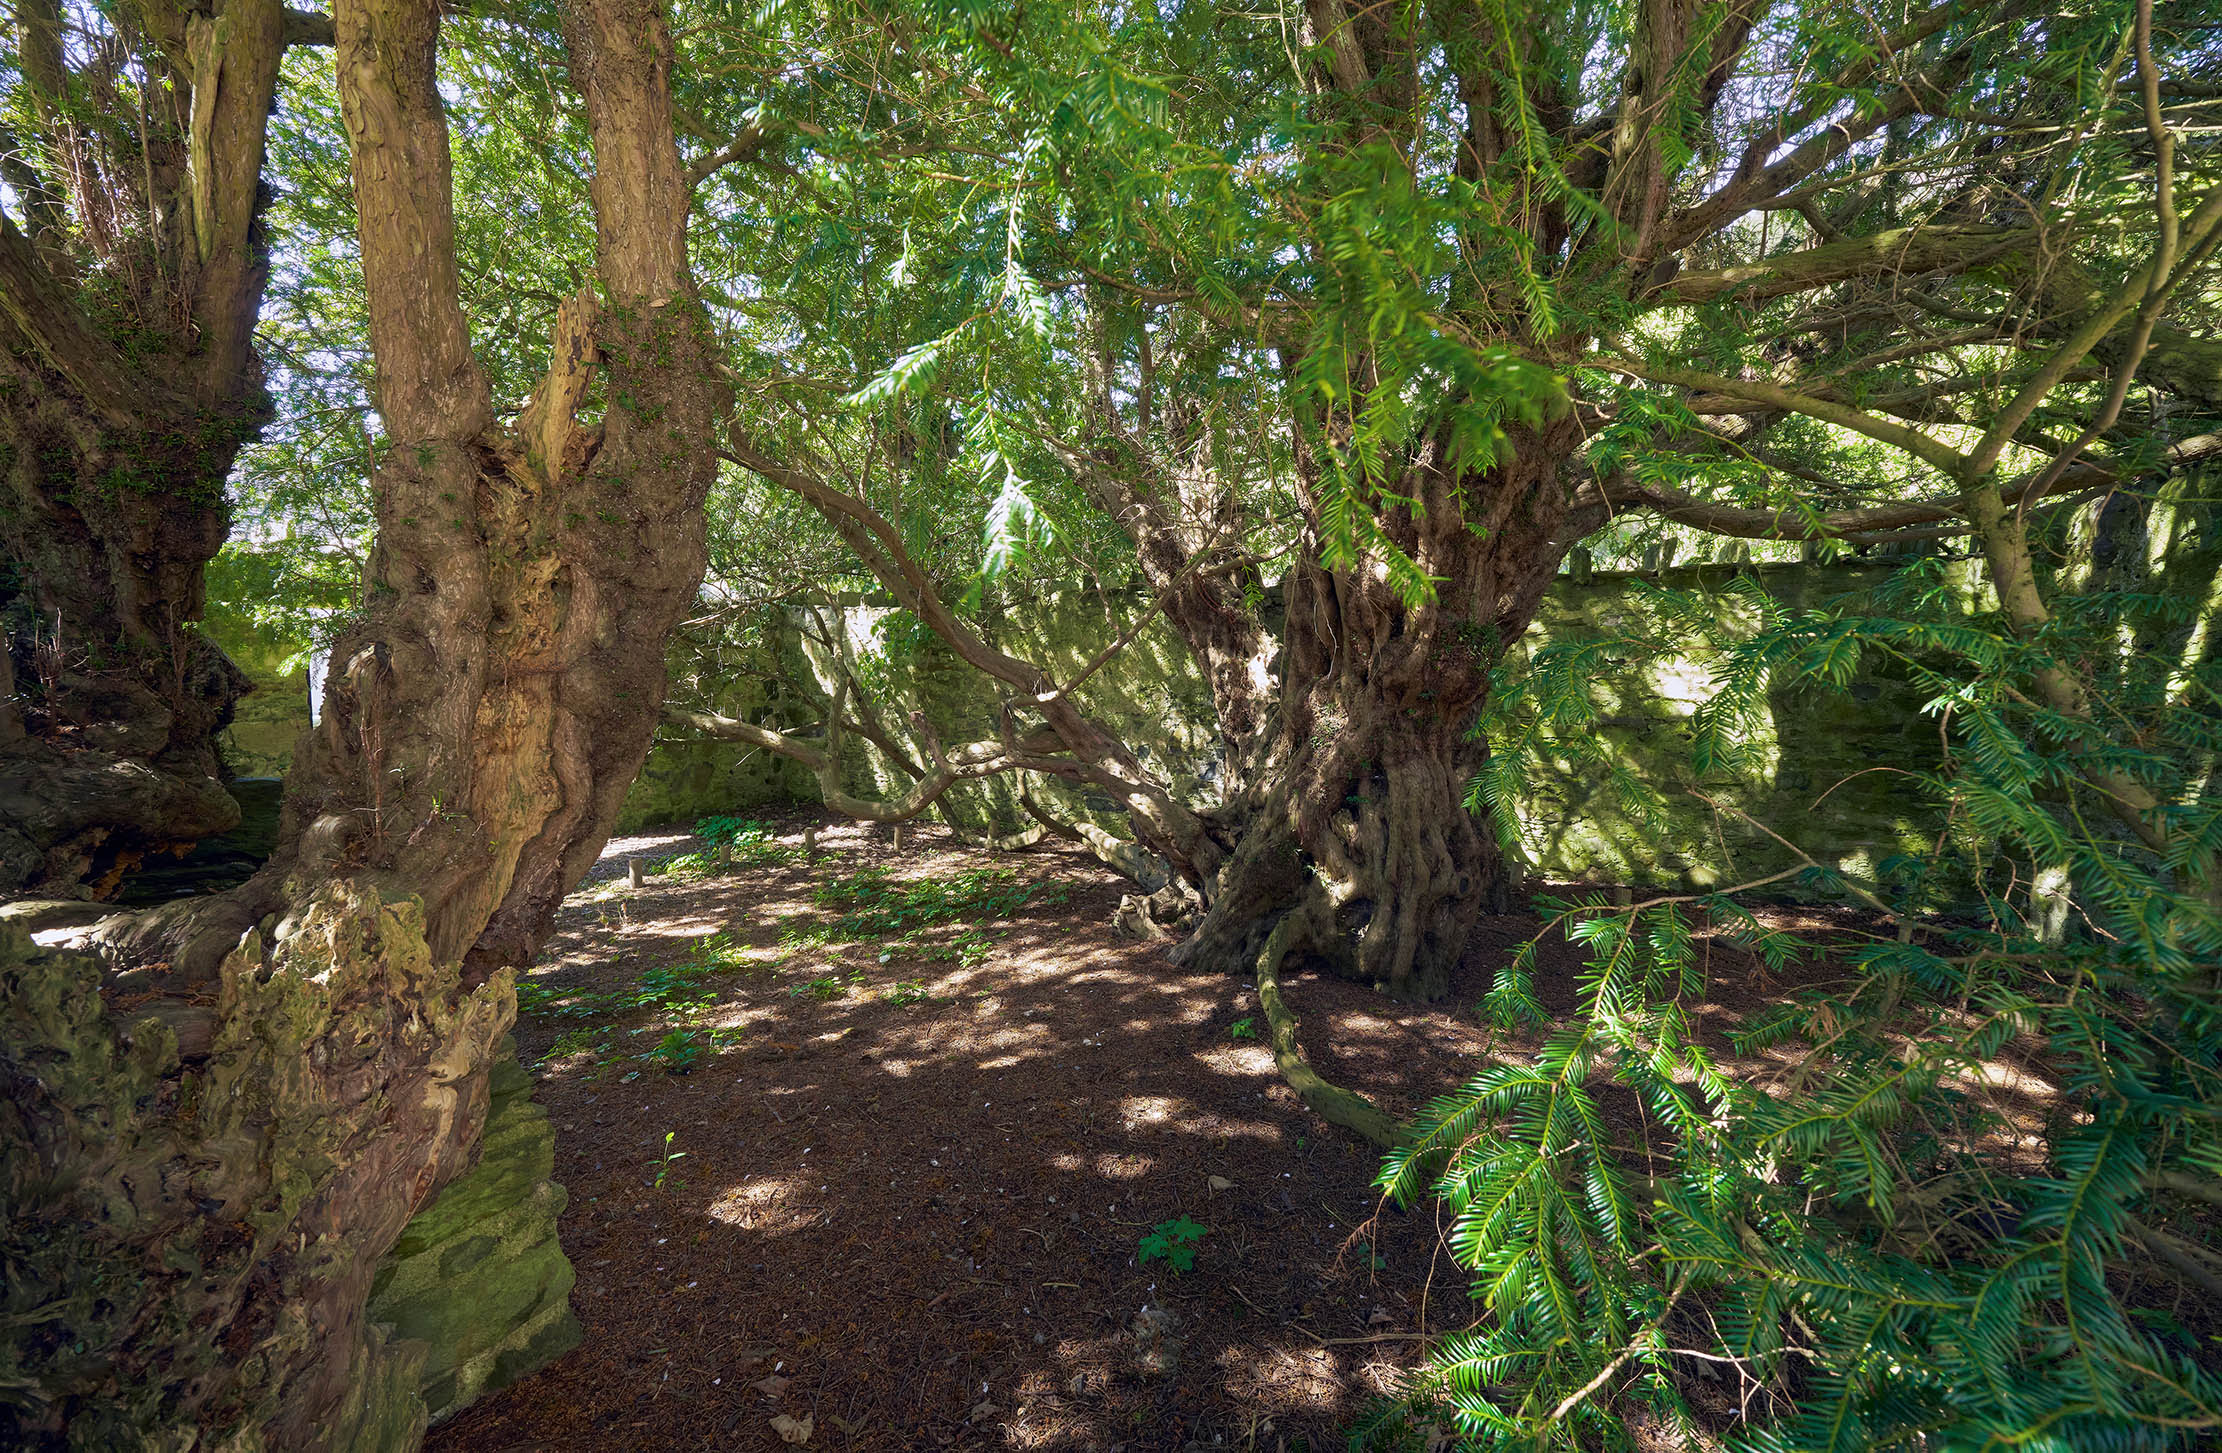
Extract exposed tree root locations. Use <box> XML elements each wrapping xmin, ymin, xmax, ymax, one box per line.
<box><xmin>1253</xmin><ymin>901</ymin><xmax>1403</xmax><ymax>1149</ymax></box>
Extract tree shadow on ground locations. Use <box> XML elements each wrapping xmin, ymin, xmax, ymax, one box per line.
<box><xmin>428</xmin><ymin>818</ymin><xmax>2068</xmax><ymax>1453</ymax></box>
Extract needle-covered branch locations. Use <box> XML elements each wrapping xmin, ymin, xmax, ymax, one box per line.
<box><xmin>1595</xmin><ymin>433</ymin><xmax>2222</xmax><ymax>544</ymax></box>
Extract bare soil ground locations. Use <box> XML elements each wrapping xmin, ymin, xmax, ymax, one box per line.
<box><xmin>426</xmin><ymin>813</ymin><xmax>2026</xmax><ymax>1453</ymax></box>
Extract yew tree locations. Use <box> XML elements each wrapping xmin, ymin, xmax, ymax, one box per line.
<box><xmin>664</xmin><ymin>0</ymin><xmax>2222</xmax><ymax>1026</ymax></box>
<box><xmin>0</xmin><ymin>0</ymin><xmax>338</xmax><ymax>893</ymax></box>
<box><xmin>1</xmin><ymin>0</ymin><xmax>726</xmax><ymax>1441</ymax></box>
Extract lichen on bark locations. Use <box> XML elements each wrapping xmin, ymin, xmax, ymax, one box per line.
<box><xmin>0</xmin><ymin>883</ymin><xmax>512</xmax><ymax>1449</ymax></box>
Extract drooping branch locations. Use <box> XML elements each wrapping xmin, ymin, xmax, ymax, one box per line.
<box><xmin>281</xmin><ymin>7</ymin><xmax>336</xmax><ymax>46</ymax></box>
<box><xmin>720</xmin><ymin>425</ymin><xmax>1224</xmax><ymax>886</ymax></box>
<box><xmin>1657</xmin><ymin>0</ymin><xmax>1984</xmax><ymax>253</ymax></box>
<box><xmin>1592</xmin><ymin>433</ymin><xmax>2222</xmax><ymax>545</ymax></box>
<box><xmin>664</xmin><ymin>701</ymin><xmax>1070</xmax><ymax>825</ymax></box>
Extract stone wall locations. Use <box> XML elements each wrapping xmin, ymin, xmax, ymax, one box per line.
<box><xmin>206</xmin><ymin>561</ymin><xmax>1979</xmax><ymax>889</ymax></box>
<box><xmin>205</xmin><ymin>620</ymin><xmax>309</xmax><ymax>781</ymax></box>
<box><xmin>1504</xmin><ymin>561</ymin><xmax>1981</xmax><ymax>887</ymax></box>
<box><xmin>617</xmin><ymin>628</ymin><xmax>818</xmax><ymax>833</ymax></box>
<box><xmin>366</xmin><ymin>1041</ymin><xmax>582</xmax><ymax>1425</ymax></box>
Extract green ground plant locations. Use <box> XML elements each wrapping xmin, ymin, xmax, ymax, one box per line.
<box><xmin>1137</xmin><ymin>1217</ymin><xmax>1209</xmax><ymax>1275</ymax></box>
<box><xmin>652</xmin><ymin>1131</ymin><xmax>686</xmax><ymax>1191</ymax></box>
<box><xmin>647</xmin><ymin>1029</ymin><xmax>701</xmax><ymax>1074</ymax></box>
<box><xmin>519</xmin><ymin>934</ymin><xmax>761</xmax><ymax>1074</ymax></box>
<box><xmin>781</xmin><ymin>864</ymin><xmax>1068</xmax><ymax>972</ymax></box>
<box><xmin>657</xmin><ymin>816</ymin><xmax>798</xmax><ymax>877</ymax></box>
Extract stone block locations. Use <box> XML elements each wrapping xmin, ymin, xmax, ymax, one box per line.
<box><xmin>366</xmin><ymin>1041</ymin><xmax>583</xmax><ymax>1425</ymax></box>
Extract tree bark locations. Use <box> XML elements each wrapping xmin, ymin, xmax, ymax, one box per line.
<box><xmin>1</xmin><ymin>0</ymin><xmax>725</xmax><ymax>1444</ymax></box>
<box><xmin>0</xmin><ymin>0</ymin><xmax>294</xmax><ymax>897</ymax></box>
<box><xmin>1176</xmin><ymin>420</ymin><xmax>1578</xmax><ymax>1000</ymax></box>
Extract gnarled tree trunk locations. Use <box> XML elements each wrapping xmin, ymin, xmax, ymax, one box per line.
<box><xmin>0</xmin><ymin>0</ymin><xmax>724</xmax><ymax>1443</ymax></box>
<box><xmin>1173</xmin><ymin>421</ymin><xmax>1576</xmax><ymax>1000</ymax></box>
<box><xmin>0</xmin><ymin>0</ymin><xmax>297</xmax><ymax>897</ymax></box>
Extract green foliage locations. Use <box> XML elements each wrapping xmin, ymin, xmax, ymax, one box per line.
<box><xmin>809</xmin><ymin>864</ymin><xmax>1066</xmax><ymax>938</ymax></box>
<box><xmin>647</xmin><ymin>1029</ymin><xmax>701</xmax><ymax>1075</ymax></box>
<box><xmin>652</xmin><ymin>1130</ymin><xmax>686</xmax><ymax>1191</ymax></box>
<box><xmin>1137</xmin><ymin>1216</ymin><xmax>1208</xmax><ymax>1275</ymax></box>
<box><xmin>202</xmin><ymin>544</ymin><xmax>360</xmax><ymax>671</ymax></box>
<box><xmin>651</xmin><ymin>818</ymin><xmax>798</xmax><ymax>878</ymax></box>
<box><xmin>1383</xmin><ymin>544</ymin><xmax>2222</xmax><ymax>1451</ymax></box>
<box><xmin>517</xmin><ymin>935</ymin><xmax>760</xmax><ymax>1074</ymax></box>
<box><xmin>1227</xmin><ymin>1016</ymin><xmax>1257</xmax><ymax>1042</ymax></box>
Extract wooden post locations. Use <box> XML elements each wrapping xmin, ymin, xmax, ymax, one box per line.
<box><xmin>627</xmin><ymin>857</ymin><xmax>644</xmax><ymax>889</ymax></box>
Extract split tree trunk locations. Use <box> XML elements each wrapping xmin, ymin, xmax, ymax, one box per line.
<box><xmin>1</xmin><ymin>0</ymin><xmax>725</xmax><ymax>1444</ymax></box>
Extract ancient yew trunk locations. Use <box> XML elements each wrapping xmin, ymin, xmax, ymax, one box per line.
<box><xmin>0</xmin><ymin>0</ymin><xmax>310</xmax><ymax>895</ymax></box>
<box><xmin>1</xmin><ymin>0</ymin><xmax>725</xmax><ymax>1441</ymax></box>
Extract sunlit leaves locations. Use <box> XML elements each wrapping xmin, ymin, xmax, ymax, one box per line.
<box><xmin>1399</xmin><ymin>542</ymin><xmax>2222</xmax><ymax>1449</ymax></box>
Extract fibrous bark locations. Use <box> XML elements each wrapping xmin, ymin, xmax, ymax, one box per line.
<box><xmin>1175</xmin><ymin>421</ymin><xmax>1576</xmax><ymax>1001</ymax></box>
<box><xmin>1</xmin><ymin>0</ymin><xmax>725</xmax><ymax>1443</ymax></box>
<box><xmin>0</xmin><ymin>0</ymin><xmax>299</xmax><ymax>897</ymax></box>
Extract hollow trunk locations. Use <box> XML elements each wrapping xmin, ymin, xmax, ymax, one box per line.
<box><xmin>1176</xmin><ymin>419</ymin><xmax>1578</xmax><ymax>999</ymax></box>
<box><xmin>0</xmin><ymin>0</ymin><xmax>723</xmax><ymax>1443</ymax></box>
<box><xmin>0</xmin><ymin>396</ymin><xmax>255</xmax><ymax>895</ymax></box>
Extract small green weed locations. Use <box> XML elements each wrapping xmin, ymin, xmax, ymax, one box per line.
<box><xmin>1228</xmin><ymin>1016</ymin><xmax>1257</xmax><ymax>1041</ymax></box>
<box><xmin>884</xmin><ymin>979</ymin><xmax>936</xmax><ymax>1007</ymax></box>
<box><xmin>649</xmin><ymin>1029</ymin><xmax>701</xmax><ymax>1074</ymax></box>
<box><xmin>652</xmin><ymin>1130</ymin><xmax>686</xmax><ymax>1190</ymax></box>
<box><xmin>1137</xmin><ymin>1217</ymin><xmax>1208</xmax><ymax>1274</ymax></box>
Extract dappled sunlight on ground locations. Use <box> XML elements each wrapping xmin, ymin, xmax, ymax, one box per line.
<box><xmin>430</xmin><ymin>819</ymin><xmax>2066</xmax><ymax>1453</ymax></box>
<box><xmin>431</xmin><ymin>813</ymin><xmax>1474</xmax><ymax>1452</ymax></box>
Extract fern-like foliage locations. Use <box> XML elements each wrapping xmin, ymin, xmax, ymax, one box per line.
<box><xmin>1384</xmin><ymin>549</ymin><xmax>2222</xmax><ymax>1451</ymax></box>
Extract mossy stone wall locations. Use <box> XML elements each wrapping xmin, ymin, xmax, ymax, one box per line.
<box><xmin>206</xmin><ymin>561</ymin><xmax>1975</xmax><ymax>888</ymax></box>
<box><xmin>615</xmin><ymin>634</ymin><xmax>818</xmax><ymax>833</ymax></box>
<box><xmin>205</xmin><ymin>622</ymin><xmax>308</xmax><ymax>780</ymax></box>
<box><xmin>1503</xmin><ymin>561</ymin><xmax>1982</xmax><ymax>886</ymax></box>
<box><xmin>366</xmin><ymin>1040</ymin><xmax>582</xmax><ymax>1425</ymax></box>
